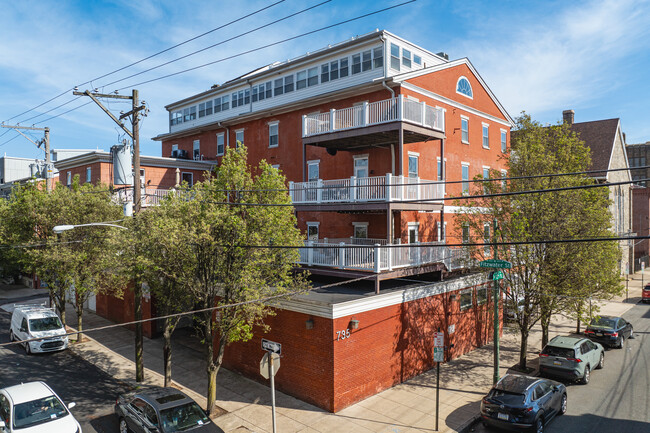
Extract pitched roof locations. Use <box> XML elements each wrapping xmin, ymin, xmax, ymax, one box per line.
<box><xmin>569</xmin><ymin>118</ymin><xmax>620</xmax><ymax>178</ymax></box>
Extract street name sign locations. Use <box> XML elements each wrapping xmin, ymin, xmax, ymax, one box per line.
<box><xmin>433</xmin><ymin>331</ymin><xmax>444</xmax><ymax>362</ymax></box>
<box><xmin>260</xmin><ymin>352</ymin><xmax>280</xmax><ymax>379</ymax></box>
<box><xmin>479</xmin><ymin>259</ymin><xmax>512</xmax><ymax>269</ymax></box>
<box><xmin>261</xmin><ymin>339</ymin><xmax>282</xmax><ymax>355</ymax></box>
<box><xmin>492</xmin><ymin>270</ymin><xmax>504</xmax><ymax>280</ymax></box>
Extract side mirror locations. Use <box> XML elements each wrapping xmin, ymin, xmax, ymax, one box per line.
<box><xmin>68</xmin><ymin>402</ymin><xmax>76</xmax><ymax>409</ymax></box>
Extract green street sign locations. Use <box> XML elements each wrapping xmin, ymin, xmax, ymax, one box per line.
<box><xmin>492</xmin><ymin>270</ymin><xmax>504</xmax><ymax>280</ymax></box>
<box><xmin>479</xmin><ymin>259</ymin><xmax>512</xmax><ymax>269</ymax></box>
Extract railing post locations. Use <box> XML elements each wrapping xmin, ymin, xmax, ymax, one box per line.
<box><xmin>416</xmin><ymin>241</ymin><xmax>421</xmax><ymax>265</ymax></box>
<box><xmin>374</xmin><ymin>244</ymin><xmax>381</xmax><ymax>273</ymax></box>
<box><xmin>350</xmin><ymin>176</ymin><xmax>357</xmax><ymax>202</ymax></box>
<box><xmin>302</xmin><ymin>115</ymin><xmax>307</xmax><ymax>136</ymax></box>
<box><xmin>398</xmin><ymin>94</ymin><xmax>404</xmax><ymax>120</ymax></box>
<box><xmin>330</xmin><ymin>109</ymin><xmax>336</xmax><ymax>132</ymax></box>
<box><xmin>317</xmin><ymin>179</ymin><xmax>323</xmax><ymax>203</ymax></box>
<box><xmin>339</xmin><ymin>242</ymin><xmax>345</xmax><ymax>269</ymax></box>
<box><xmin>388</xmin><ymin>243</ymin><xmax>393</xmax><ymax>271</ymax></box>
<box><xmin>397</xmin><ymin>175</ymin><xmax>403</xmax><ymax>201</ymax></box>
<box><xmin>288</xmin><ymin>181</ymin><xmax>294</xmax><ymax>202</ymax></box>
<box><xmin>439</xmin><ymin>108</ymin><xmax>445</xmax><ymax>132</ymax></box>
<box><xmin>307</xmin><ymin>241</ymin><xmax>314</xmax><ymax>266</ymax></box>
<box><xmin>420</xmin><ymin>101</ymin><xmax>426</xmax><ymax>126</ymax></box>
<box><xmin>416</xmin><ymin>176</ymin><xmax>421</xmax><ymax>201</ymax></box>
<box><xmin>363</xmin><ymin>101</ymin><xmax>369</xmax><ymax>126</ymax></box>
<box><xmin>386</xmin><ymin>173</ymin><xmax>392</xmax><ymax>202</ymax></box>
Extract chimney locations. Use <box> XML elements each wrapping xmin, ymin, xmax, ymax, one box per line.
<box><xmin>562</xmin><ymin>109</ymin><xmax>574</xmax><ymax>125</ymax></box>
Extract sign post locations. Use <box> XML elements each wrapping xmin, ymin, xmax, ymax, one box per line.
<box><xmin>260</xmin><ymin>339</ymin><xmax>281</xmax><ymax>433</ymax></box>
<box><xmin>433</xmin><ymin>331</ymin><xmax>444</xmax><ymax>431</ymax></box>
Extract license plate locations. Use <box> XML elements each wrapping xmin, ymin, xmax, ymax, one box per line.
<box><xmin>498</xmin><ymin>413</ymin><xmax>509</xmax><ymax>421</ymax></box>
<box><xmin>553</xmin><ymin>361</ymin><xmax>562</xmax><ymax>366</ymax></box>
<box><xmin>596</xmin><ymin>333</ymin><xmax>602</xmax><ymax>336</ymax></box>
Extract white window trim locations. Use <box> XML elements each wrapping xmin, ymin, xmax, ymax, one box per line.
<box><xmin>456</xmin><ymin>76</ymin><xmax>473</xmax><ymax>100</ymax></box>
<box><xmin>306</xmin><ymin>222</ymin><xmax>320</xmax><ymax>241</ymax></box>
<box><xmin>268</xmin><ymin>121</ymin><xmax>279</xmax><ymax>148</ymax></box>
<box><xmin>407</xmin><ymin>151</ymin><xmax>420</xmax><ymax>157</ymax></box>
<box><xmin>66</xmin><ymin>171</ymin><xmax>71</xmax><ymax>186</ymax></box>
<box><xmin>235</xmin><ymin>128</ymin><xmax>245</xmax><ymax>147</ymax></box>
<box><xmin>460</xmin><ymin>115</ymin><xmax>469</xmax><ymax>144</ymax></box>
<box><xmin>461</xmin><ymin>162</ymin><xmax>470</xmax><ymax>196</ymax></box>
<box><xmin>482</xmin><ymin>122</ymin><xmax>490</xmax><ymax>149</ymax></box>
<box><xmin>216</xmin><ymin>132</ymin><xmax>225</xmax><ymax>156</ymax></box>
<box><xmin>500</xmin><ymin>128</ymin><xmax>507</xmax><ymax>153</ymax></box>
<box><xmin>181</xmin><ymin>172</ymin><xmax>193</xmax><ymax>186</ymax></box>
<box><xmin>460</xmin><ymin>288</ymin><xmax>473</xmax><ymax>310</ymax></box>
<box><xmin>407</xmin><ymin>222</ymin><xmax>420</xmax><ymax>243</ymax></box>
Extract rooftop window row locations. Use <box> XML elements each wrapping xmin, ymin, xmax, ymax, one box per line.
<box><xmin>170</xmin><ymin>46</ymin><xmax>385</xmax><ymax>127</ymax></box>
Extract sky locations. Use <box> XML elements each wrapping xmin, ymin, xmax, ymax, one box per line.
<box><xmin>1</xmin><ymin>0</ymin><xmax>649</xmax><ymax>161</ymax></box>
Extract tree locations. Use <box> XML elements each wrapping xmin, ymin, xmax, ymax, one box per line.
<box><xmin>456</xmin><ymin>113</ymin><xmax>621</xmax><ymax>370</ymax></box>
<box><xmin>182</xmin><ymin>145</ymin><xmax>309</xmax><ymax>414</ymax></box>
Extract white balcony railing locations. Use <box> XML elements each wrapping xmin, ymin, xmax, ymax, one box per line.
<box><xmin>114</xmin><ymin>188</ymin><xmax>174</xmax><ymax>207</ymax></box>
<box><xmin>298</xmin><ymin>241</ymin><xmax>469</xmax><ymax>273</ymax></box>
<box><xmin>289</xmin><ymin>174</ymin><xmax>444</xmax><ymax>205</ymax></box>
<box><xmin>302</xmin><ymin>95</ymin><xmax>445</xmax><ymax>137</ymax></box>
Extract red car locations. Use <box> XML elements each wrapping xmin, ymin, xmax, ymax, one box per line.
<box><xmin>643</xmin><ymin>284</ymin><xmax>650</xmax><ymax>304</ymax></box>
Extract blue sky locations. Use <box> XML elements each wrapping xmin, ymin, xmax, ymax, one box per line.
<box><xmin>1</xmin><ymin>0</ymin><xmax>649</xmax><ymax>161</ymax></box>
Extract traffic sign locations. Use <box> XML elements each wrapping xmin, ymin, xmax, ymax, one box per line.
<box><xmin>479</xmin><ymin>259</ymin><xmax>512</xmax><ymax>269</ymax></box>
<box><xmin>260</xmin><ymin>352</ymin><xmax>280</xmax><ymax>379</ymax></box>
<box><xmin>433</xmin><ymin>332</ymin><xmax>444</xmax><ymax>362</ymax></box>
<box><xmin>492</xmin><ymin>270</ymin><xmax>504</xmax><ymax>281</ymax></box>
<box><xmin>262</xmin><ymin>339</ymin><xmax>281</xmax><ymax>355</ymax></box>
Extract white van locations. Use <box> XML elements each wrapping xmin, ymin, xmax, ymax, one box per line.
<box><xmin>9</xmin><ymin>305</ymin><xmax>68</xmax><ymax>354</ymax></box>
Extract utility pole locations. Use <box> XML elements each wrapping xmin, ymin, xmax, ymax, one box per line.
<box><xmin>74</xmin><ymin>88</ymin><xmax>146</xmax><ymax>381</ymax></box>
<box><xmin>1</xmin><ymin>124</ymin><xmax>52</xmax><ymax>192</ymax></box>
<box><xmin>492</xmin><ymin>218</ymin><xmax>500</xmax><ymax>385</ymax></box>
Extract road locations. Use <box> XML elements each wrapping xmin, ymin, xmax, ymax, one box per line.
<box><xmin>471</xmin><ymin>301</ymin><xmax>650</xmax><ymax>433</ymax></box>
<box><xmin>0</xmin><ymin>296</ymin><xmax>127</xmax><ymax>433</ymax></box>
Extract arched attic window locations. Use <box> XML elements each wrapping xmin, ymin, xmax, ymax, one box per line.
<box><xmin>456</xmin><ymin>76</ymin><xmax>473</xmax><ymax>99</ymax></box>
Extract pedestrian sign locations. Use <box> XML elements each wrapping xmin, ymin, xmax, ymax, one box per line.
<box><xmin>479</xmin><ymin>259</ymin><xmax>512</xmax><ymax>269</ymax></box>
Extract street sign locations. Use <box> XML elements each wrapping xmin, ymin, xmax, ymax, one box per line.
<box><xmin>433</xmin><ymin>331</ymin><xmax>444</xmax><ymax>362</ymax></box>
<box><xmin>260</xmin><ymin>352</ymin><xmax>280</xmax><ymax>379</ymax></box>
<box><xmin>492</xmin><ymin>270</ymin><xmax>504</xmax><ymax>281</ymax></box>
<box><xmin>479</xmin><ymin>259</ymin><xmax>512</xmax><ymax>269</ymax></box>
<box><xmin>261</xmin><ymin>339</ymin><xmax>281</xmax><ymax>355</ymax></box>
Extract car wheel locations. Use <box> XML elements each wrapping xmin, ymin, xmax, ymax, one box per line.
<box><xmin>9</xmin><ymin>330</ymin><xmax>15</xmax><ymax>342</ymax></box>
<box><xmin>534</xmin><ymin>416</ymin><xmax>544</xmax><ymax>433</ymax></box>
<box><xmin>119</xmin><ymin>418</ymin><xmax>130</xmax><ymax>433</ymax></box>
<box><xmin>581</xmin><ymin>365</ymin><xmax>590</xmax><ymax>384</ymax></box>
<box><xmin>559</xmin><ymin>393</ymin><xmax>567</xmax><ymax>415</ymax></box>
<box><xmin>24</xmin><ymin>341</ymin><xmax>31</xmax><ymax>355</ymax></box>
<box><xmin>629</xmin><ymin>328</ymin><xmax>634</xmax><ymax>339</ymax></box>
<box><xmin>597</xmin><ymin>352</ymin><xmax>604</xmax><ymax>369</ymax></box>
<box><xmin>618</xmin><ymin>336</ymin><xmax>625</xmax><ymax>349</ymax></box>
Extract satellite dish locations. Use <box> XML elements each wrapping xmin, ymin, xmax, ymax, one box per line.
<box><xmin>326</xmin><ymin>148</ymin><xmax>337</xmax><ymax>156</ymax></box>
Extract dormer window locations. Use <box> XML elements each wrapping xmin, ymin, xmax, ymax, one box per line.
<box><xmin>456</xmin><ymin>76</ymin><xmax>473</xmax><ymax>98</ymax></box>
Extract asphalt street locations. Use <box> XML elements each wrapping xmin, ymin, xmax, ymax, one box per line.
<box><xmin>0</xmin><ymin>296</ymin><xmax>128</xmax><ymax>433</ymax></box>
<box><xmin>471</xmin><ymin>301</ymin><xmax>650</xmax><ymax>433</ymax></box>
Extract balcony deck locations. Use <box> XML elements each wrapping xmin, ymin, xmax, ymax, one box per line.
<box><xmin>302</xmin><ymin>95</ymin><xmax>445</xmax><ymax>150</ymax></box>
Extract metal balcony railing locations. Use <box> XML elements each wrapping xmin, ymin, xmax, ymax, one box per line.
<box><xmin>302</xmin><ymin>95</ymin><xmax>445</xmax><ymax>137</ymax></box>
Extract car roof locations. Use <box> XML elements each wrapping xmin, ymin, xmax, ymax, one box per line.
<box><xmin>133</xmin><ymin>387</ymin><xmax>194</xmax><ymax>411</ymax></box>
<box><xmin>495</xmin><ymin>374</ymin><xmax>540</xmax><ymax>393</ymax></box>
<box><xmin>548</xmin><ymin>336</ymin><xmax>585</xmax><ymax>348</ymax></box>
<box><xmin>1</xmin><ymin>382</ymin><xmax>53</xmax><ymax>405</ymax></box>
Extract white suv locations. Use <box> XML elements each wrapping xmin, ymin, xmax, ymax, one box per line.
<box><xmin>9</xmin><ymin>305</ymin><xmax>68</xmax><ymax>354</ymax></box>
<box><xmin>0</xmin><ymin>381</ymin><xmax>81</xmax><ymax>432</ymax></box>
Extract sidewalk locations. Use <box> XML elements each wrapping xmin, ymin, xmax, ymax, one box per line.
<box><xmin>6</xmin><ymin>270</ymin><xmax>644</xmax><ymax>433</ymax></box>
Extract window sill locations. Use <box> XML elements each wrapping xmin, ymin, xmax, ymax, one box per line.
<box><xmin>462</xmin><ymin>141</ymin><xmax>470</xmax><ymax>145</ymax></box>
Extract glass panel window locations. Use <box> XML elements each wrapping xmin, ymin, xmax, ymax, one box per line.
<box><xmin>199</xmin><ymin>102</ymin><xmax>206</xmax><ymax>118</ymax></box>
<box><xmin>501</xmin><ymin>130</ymin><xmax>507</xmax><ymax>153</ymax></box>
<box><xmin>402</xmin><ymin>48</ymin><xmax>412</xmax><ymax>68</ymax></box>
<box><xmin>257</xmin><ymin>84</ymin><xmax>265</xmax><ymax>101</ymax></box>
<box><xmin>484</xmin><ymin>223</ymin><xmax>491</xmax><ymax>256</ymax></box>
<box><xmin>437</xmin><ymin>159</ymin><xmax>443</xmax><ymax>181</ymax></box>
<box><xmin>339</xmin><ymin>57</ymin><xmax>349</xmax><ymax>77</ymax></box>
<box><xmin>307</xmin><ymin>67</ymin><xmax>318</xmax><ymax>86</ymax></box>
<box><xmin>244</xmin><ymin>89</ymin><xmax>250</xmax><ymax>104</ymax></box>
<box><xmin>231</xmin><ymin>92</ymin><xmax>238</xmax><ymax>108</ymax></box>
<box><xmin>482</xmin><ymin>124</ymin><xmax>489</xmax><ymax>148</ymax></box>
<box><xmin>390</xmin><ymin>43</ymin><xmax>400</xmax><ymax>70</ymax></box>
<box><xmin>457</xmin><ymin>77</ymin><xmax>473</xmax><ymax>98</ymax></box>
<box><xmin>214</xmin><ymin>97</ymin><xmax>222</xmax><ymax>113</ymax></box>
<box><xmin>284</xmin><ymin>75</ymin><xmax>294</xmax><ymax>93</ymax></box>
<box><xmin>274</xmin><ymin>78</ymin><xmax>284</xmax><ymax>96</ymax></box>
<box><xmin>413</xmin><ymin>54</ymin><xmax>422</xmax><ymax>65</ymax></box>
<box><xmin>307</xmin><ymin>162</ymin><xmax>319</xmax><ymax>182</ymax></box>
<box><xmin>462</xmin><ymin>164</ymin><xmax>469</xmax><ymax>195</ymax></box>
<box><xmin>296</xmin><ymin>71</ymin><xmax>307</xmax><ymax>89</ymax></box>
<box><xmin>238</xmin><ymin>90</ymin><xmax>245</xmax><ymax>106</ymax></box>
<box><xmin>182</xmin><ymin>172</ymin><xmax>193</xmax><ymax>187</ymax></box>
<box><xmin>373</xmin><ymin>47</ymin><xmax>383</xmax><ymax>68</ymax></box>
<box><xmin>307</xmin><ymin>223</ymin><xmax>319</xmax><ymax>241</ymax></box>
<box><xmin>483</xmin><ymin>167</ymin><xmax>490</xmax><ymax>194</ymax></box>
<box><xmin>189</xmin><ymin>106</ymin><xmax>196</xmax><ymax>120</ymax></box>
<box><xmin>252</xmin><ymin>86</ymin><xmax>258</xmax><ymax>102</ymax></box>
<box><xmin>460</xmin><ymin>289</ymin><xmax>472</xmax><ymax>310</ymax></box>
<box><xmin>86</xmin><ymin>167</ymin><xmax>91</xmax><ymax>183</ymax></box>
<box><xmin>269</xmin><ymin>122</ymin><xmax>279</xmax><ymax>148</ymax></box>
<box><xmin>408</xmin><ymin>155</ymin><xmax>418</xmax><ymax>178</ymax></box>
<box><xmin>171</xmin><ymin>111</ymin><xmax>183</xmax><ymax>125</ymax></box>
<box><xmin>461</xmin><ymin>117</ymin><xmax>469</xmax><ymax>143</ymax></box>
<box><xmin>330</xmin><ymin>60</ymin><xmax>339</xmax><ymax>80</ymax></box>
<box><xmin>183</xmin><ymin>107</ymin><xmax>190</xmax><ymax>122</ymax></box>
<box><xmin>205</xmin><ymin>100</ymin><xmax>212</xmax><ymax>116</ymax></box>
<box><xmin>193</xmin><ymin>140</ymin><xmax>200</xmax><ymax>159</ymax></box>
<box><xmin>354</xmin><ymin>157</ymin><xmax>368</xmax><ymax>178</ymax></box>
<box><xmin>221</xmin><ymin>96</ymin><xmax>229</xmax><ymax>111</ymax></box>
<box><xmin>67</xmin><ymin>171</ymin><xmax>71</xmax><ymax>186</ymax></box>
<box><xmin>362</xmin><ymin>50</ymin><xmax>372</xmax><ymax>71</ymax></box>
<box><xmin>265</xmin><ymin>81</ymin><xmax>273</xmax><ymax>98</ymax></box>
<box><xmin>477</xmin><ymin>287</ymin><xmax>488</xmax><ymax>304</ymax></box>
<box><xmin>462</xmin><ymin>222</ymin><xmax>470</xmax><ymax>243</ymax></box>
<box><xmin>354</xmin><ymin>224</ymin><xmax>368</xmax><ymax>239</ymax></box>
<box><xmin>235</xmin><ymin>130</ymin><xmax>244</xmax><ymax>148</ymax></box>
<box><xmin>216</xmin><ymin>133</ymin><xmax>225</xmax><ymax>156</ymax></box>
<box><xmin>321</xmin><ymin>64</ymin><xmax>329</xmax><ymax>83</ymax></box>
<box><xmin>351</xmin><ymin>54</ymin><xmax>361</xmax><ymax>74</ymax></box>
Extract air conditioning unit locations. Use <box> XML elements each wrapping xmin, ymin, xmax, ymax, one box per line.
<box><xmin>178</xmin><ymin>149</ymin><xmax>189</xmax><ymax>159</ymax></box>
<box><xmin>171</xmin><ymin>149</ymin><xmax>179</xmax><ymax>158</ymax></box>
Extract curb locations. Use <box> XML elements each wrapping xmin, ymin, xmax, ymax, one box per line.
<box><xmin>458</xmin><ymin>414</ymin><xmax>480</xmax><ymax>433</ymax></box>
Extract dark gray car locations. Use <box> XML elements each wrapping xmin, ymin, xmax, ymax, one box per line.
<box><xmin>115</xmin><ymin>386</ymin><xmax>224</xmax><ymax>433</ymax></box>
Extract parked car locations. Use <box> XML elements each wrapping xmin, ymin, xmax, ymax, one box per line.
<box><xmin>584</xmin><ymin>315</ymin><xmax>634</xmax><ymax>348</ymax></box>
<box><xmin>9</xmin><ymin>304</ymin><xmax>69</xmax><ymax>354</ymax></box>
<box><xmin>539</xmin><ymin>336</ymin><xmax>604</xmax><ymax>384</ymax></box>
<box><xmin>480</xmin><ymin>374</ymin><xmax>566</xmax><ymax>432</ymax></box>
<box><xmin>115</xmin><ymin>386</ymin><xmax>224</xmax><ymax>433</ymax></box>
<box><xmin>642</xmin><ymin>283</ymin><xmax>650</xmax><ymax>304</ymax></box>
<box><xmin>0</xmin><ymin>381</ymin><xmax>81</xmax><ymax>433</ymax></box>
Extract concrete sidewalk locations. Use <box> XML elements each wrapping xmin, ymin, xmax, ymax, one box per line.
<box><xmin>4</xmin><ymin>270</ymin><xmax>644</xmax><ymax>433</ymax></box>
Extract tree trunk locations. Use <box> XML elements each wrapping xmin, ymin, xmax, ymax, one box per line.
<box><xmin>75</xmin><ymin>302</ymin><xmax>83</xmax><ymax>343</ymax></box>
<box><xmin>575</xmin><ymin>301</ymin><xmax>583</xmax><ymax>334</ymax></box>
<box><xmin>55</xmin><ymin>286</ymin><xmax>66</xmax><ymax>326</ymax></box>
<box><xmin>204</xmin><ymin>313</ymin><xmax>216</xmax><ymax>415</ymax></box>
<box><xmin>540</xmin><ymin>313</ymin><xmax>550</xmax><ymax>348</ymax></box>
<box><xmin>163</xmin><ymin>317</ymin><xmax>173</xmax><ymax>387</ymax></box>
<box><xmin>134</xmin><ymin>280</ymin><xmax>144</xmax><ymax>382</ymax></box>
<box><xmin>518</xmin><ymin>329</ymin><xmax>529</xmax><ymax>371</ymax></box>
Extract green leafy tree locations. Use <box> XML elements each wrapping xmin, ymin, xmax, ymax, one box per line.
<box><xmin>456</xmin><ymin>113</ymin><xmax>621</xmax><ymax>370</ymax></box>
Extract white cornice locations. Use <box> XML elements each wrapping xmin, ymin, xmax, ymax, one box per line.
<box><xmin>277</xmin><ymin>273</ymin><xmax>488</xmax><ymax>319</ymax></box>
<box><xmin>54</xmin><ymin>151</ymin><xmax>216</xmax><ymax>171</ymax></box>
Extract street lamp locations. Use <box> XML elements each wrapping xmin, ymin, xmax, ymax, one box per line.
<box><xmin>53</xmin><ymin>222</ymin><xmax>128</xmax><ymax>234</ymax></box>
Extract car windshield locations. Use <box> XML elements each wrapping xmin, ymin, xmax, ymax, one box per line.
<box><xmin>159</xmin><ymin>402</ymin><xmax>210</xmax><ymax>432</ymax></box>
<box><xmin>589</xmin><ymin>318</ymin><xmax>616</xmax><ymax>328</ymax></box>
<box><xmin>488</xmin><ymin>389</ymin><xmax>526</xmax><ymax>405</ymax></box>
<box><xmin>541</xmin><ymin>346</ymin><xmax>575</xmax><ymax>358</ymax></box>
<box><xmin>13</xmin><ymin>395</ymin><xmax>68</xmax><ymax>429</ymax></box>
<box><xmin>29</xmin><ymin>317</ymin><xmax>63</xmax><ymax>332</ymax></box>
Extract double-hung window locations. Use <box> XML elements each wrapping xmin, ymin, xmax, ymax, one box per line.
<box><xmin>483</xmin><ymin>167</ymin><xmax>490</xmax><ymax>194</ymax></box>
<box><xmin>231</xmin><ymin>92</ymin><xmax>238</xmax><ymax>108</ymax></box>
<box><xmin>339</xmin><ymin>57</ymin><xmax>349</xmax><ymax>78</ymax></box>
<box><xmin>216</xmin><ymin>133</ymin><xmax>225</xmax><ymax>156</ymax></box>
<box><xmin>235</xmin><ymin>130</ymin><xmax>244</xmax><ymax>148</ymax></box>
<box><xmin>402</xmin><ymin>48</ymin><xmax>412</xmax><ymax>68</ymax></box>
<box><xmin>268</xmin><ymin>122</ymin><xmax>279</xmax><ymax>148</ymax></box>
<box><xmin>460</xmin><ymin>289</ymin><xmax>473</xmax><ymax>310</ymax></box>
<box><xmin>373</xmin><ymin>47</ymin><xmax>383</xmax><ymax>68</ymax></box>
<box><xmin>462</xmin><ymin>163</ymin><xmax>470</xmax><ymax>195</ymax></box>
<box><xmin>193</xmin><ymin>140</ymin><xmax>200</xmax><ymax>159</ymax></box>
<box><xmin>67</xmin><ymin>171</ymin><xmax>72</xmax><ymax>186</ymax></box>
<box><xmin>321</xmin><ymin>64</ymin><xmax>329</xmax><ymax>83</ymax></box>
<box><xmin>484</xmin><ymin>222</ymin><xmax>491</xmax><ymax>256</ymax></box>
<box><xmin>462</xmin><ymin>222</ymin><xmax>470</xmax><ymax>244</ymax></box>
<box><xmin>390</xmin><ymin>43</ymin><xmax>400</xmax><ymax>71</ymax></box>
<box><xmin>413</xmin><ymin>54</ymin><xmax>422</xmax><ymax>66</ymax></box>
<box><xmin>307</xmin><ymin>67</ymin><xmax>318</xmax><ymax>86</ymax></box>
<box><xmin>329</xmin><ymin>60</ymin><xmax>339</xmax><ymax>80</ymax></box>
<box><xmin>461</xmin><ymin>116</ymin><xmax>469</xmax><ymax>144</ymax></box>
<box><xmin>86</xmin><ymin>167</ymin><xmax>91</xmax><ymax>183</ymax></box>
<box><xmin>351</xmin><ymin>54</ymin><xmax>361</xmax><ymax>74</ymax></box>
<box><xmin>284</xmin><ymin>75</ymin><xmax>294</xmax><ymax>93</ymax></box>
<box><xmin>265</xmin><ymin>82</ymin><xmax>273</xmax><ymax>98</ymax></box>
<box><xmin>482</xmin><ymin>123</ymin><xmax>490</xmax><ymax>148</ymax></box>
<box><xmin>362</xmin><ymin>50</ymin><xmax>372</xmax><ymax>71</ymax></box>
<box><xmin>501</xmin><ymin>129</ymin><xmax>507</xmax><ymax>153</ymax></box>
<box><xmin>274</xmin><ymin>78</ymin><xmax>284</xmax><ymax>96</ymax></box>
<box><xmin>296</xmin><ymin>71</ymin><xmax>307</xmax><ymax>90</ymax></box>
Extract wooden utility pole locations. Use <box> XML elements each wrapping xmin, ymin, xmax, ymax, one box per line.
<box><xmin>74</xmin><ymin>89</ymin><xmax>146</xmax><ymax>381</ymax></box>
<box><xmin>0</xmin><ymin>124</ymin><xmax>52</xmax><ymax>192</ymax></box>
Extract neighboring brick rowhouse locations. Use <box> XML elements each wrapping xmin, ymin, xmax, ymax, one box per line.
<box><xmin>220</xmin><ymin>275</ymin><xmax>502</xmax><ymax>412</ymax></box>
<box><xmin>632</xmin><ymin>187</ymin><xmax>650</xmax><ymax>267</ymax></box>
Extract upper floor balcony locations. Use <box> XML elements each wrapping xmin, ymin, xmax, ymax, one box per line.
<box><xmin>115</xmin><ymin>188</ymin><xmax>173</xmax><ymax>208</ymax></box>
<box><xmin>302</xmin><ymin>95</ymin><xmax>445</xmax><ymax>150</ymax></box>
